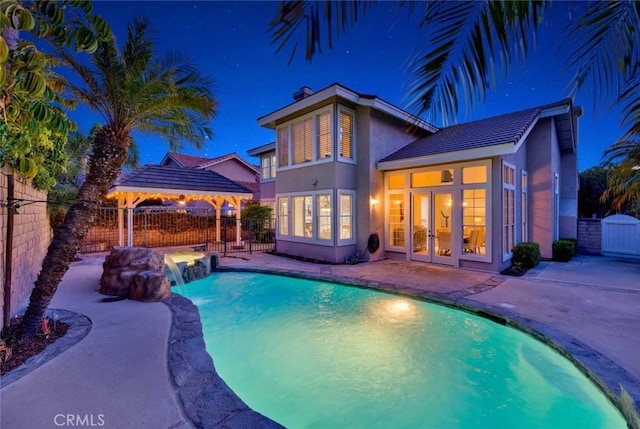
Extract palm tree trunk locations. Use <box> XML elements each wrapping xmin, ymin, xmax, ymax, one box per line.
<box><xmin>17</xmin><ymin>126</ymin><xmax>130</xmax><ymax>340</ymax></box>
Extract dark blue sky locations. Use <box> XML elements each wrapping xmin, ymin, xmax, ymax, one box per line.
<box><xmin>73</xmin><ymin>1</ymin><xmax>624</xmax><ymax>171</ymax></box>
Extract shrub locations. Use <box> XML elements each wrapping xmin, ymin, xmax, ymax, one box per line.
<box><xmin>512</xmin><ymin>242</ymin><xmax>540</xmax><ymax>269</ymax></box>
<box><xmin>553</xmin><ymin>239</ymin><xmax>576</xmax><ymax>262</ymax></box>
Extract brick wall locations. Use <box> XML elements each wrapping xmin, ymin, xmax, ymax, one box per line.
<box><xmin>1</xmin><ymin>166</ymin><xmax>52</xmax><ymax>329</ymax></box>
<box><xmin>577</xmin><ymin>218</ymin><xmax>601</xmax><ymax>255</ymax></box>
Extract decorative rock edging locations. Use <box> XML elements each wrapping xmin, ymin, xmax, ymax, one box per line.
<box><xmin>0</xmin><ymin>309</ymin><xmax>92</xmax><ymax>388</ymax></box>
<box><xmin>212</xmin><ymin>266</ymin><xmax>640</xmax><ymax>424</ymax></box>
<box><xmin>163</xmin><ymin>294</ymin><xmax>283</xmax><ymax>429</ymax></box>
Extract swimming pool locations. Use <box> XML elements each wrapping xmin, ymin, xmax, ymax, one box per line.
<box><xmin>185</xmin><ymin>272</ymin><xmax>625</xmax><ymax>428</ymax></box>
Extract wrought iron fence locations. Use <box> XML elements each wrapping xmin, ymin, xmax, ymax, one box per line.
<box><xmin>80</xmin><ymin>206</ymin><xmax>275</xmax><ymax>254</ymax></box>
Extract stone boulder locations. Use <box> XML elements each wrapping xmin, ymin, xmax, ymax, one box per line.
<box><xmin>100</xmin><ymin>247</ymin><xmax>171</xmax><ymax>302</ymax></box>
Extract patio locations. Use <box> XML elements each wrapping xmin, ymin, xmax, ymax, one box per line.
<box><xmin>1</xmin><ymin>253</ymin><xmax>638</xmax><ymax>428</ymax></box>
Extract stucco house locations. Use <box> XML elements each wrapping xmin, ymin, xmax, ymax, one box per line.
<box><xmin>250</xmin><ymin>83</ymin><xmax>581</xmax><ymax>272</ymax></box>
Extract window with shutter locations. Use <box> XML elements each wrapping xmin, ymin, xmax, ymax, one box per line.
<box><xmin>317</xmin><ymin>113</ymin><xmax>332</xmax><ymax>159</ymax></box>
<box><xmin>339</xmin><ymin>111</ymin><xmax>353</xmax><ymax>159</ymax></box>
<box><xmin>277</xmin><ymin>128</ymin><xmax>288</xmax><ymax>167</ymax></box>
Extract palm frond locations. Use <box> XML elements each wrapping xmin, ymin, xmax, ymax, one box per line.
<box><xmin>122</xmin><ymin>17</ymin><xmax>154</xmax><ymax>79</ymax></box>
<box><xmin>565</xmin><ymin>1</ymin><xmax>640</xmax><ymax>108</ymax></box>
<box><xmin>269</xmin><ymin>0</ymin><xmax>372</xmax><ymax>65</ymax></box>
<box><xmin>405</xmin><ymin>0</ymin><xmax>544</xmax><ymax>124</ymax></box>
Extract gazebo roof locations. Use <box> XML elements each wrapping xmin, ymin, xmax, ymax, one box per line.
<box><xmin>108</xmin><ymin>164</ymin><xmax>253</xmax><ymax>201</ymax></box>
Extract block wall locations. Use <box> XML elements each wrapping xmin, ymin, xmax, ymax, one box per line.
<box><xmin>577</xmin><ymin>218</ymin><xmax>601</xmax><ymax>255</ymax></box>
<box><xmin>1</xmin><ymin>166</ymin><xmax>52</xmax><ymax>329</ymax></box>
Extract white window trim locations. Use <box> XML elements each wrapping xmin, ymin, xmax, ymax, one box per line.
<box><xmin>337</xmin><ymin>189</ymin><xmax>356</xmax><ymax>245</ymax></box>
<box><xmin>384</xmin><ymin>160</ymin><xmax>492</xmax><ymax>263</ymax></box>
<box><xmin>386</xmin><ymin>191</ymin><xmax>407</xmax><ymax>251</ymax></box>
<box><xmin>275</xmin><ymin>106</ymin><xmax>334</xmax><ymax>172</ymax></box>
<box><xmin>260</xmin><ymin>154</ymin><xmax>276</xmax><ymax>182</ymax></box>
<box><xmin>337</xmin><ymin>105</ymin><xmax>356</xmax><ymax>164</ymax></box>
<box><xmin>554</xmin><ymin>171</ymin><xmax>560</xmax><ymax>240</ymax></box>
<box><xmin>521</xmin><ymin>170</ymin><xmax>528</xmax><ymax>242</ymax></box>
<box><xmin>502</xmin><ymin>161</ymin><xmax>516</xmax><ymax>261</ymax></box>
<box><xmin>276</xmin><ymin>196</ymin><xmax>289</xmax><ymax>236</ymax></box>
<box><xmin>275</xmin><ymin>190</ymin><xmax>335</xmax><ymax>246</ymax></box>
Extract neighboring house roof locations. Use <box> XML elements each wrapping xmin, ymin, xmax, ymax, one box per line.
<box><xmin>258</xmin><ymin>82</ymin><xmax>439</xmax><ymax>134</ymax></box>
<box><xmin>160</xmin><ymin>151</ymin><xmax>259</xmax><ymax>173</ymax></box>
<box><xmin>109</xmin><ymin>164</ymin><xmax>253</xmax><ymax>196</ymax></box>
<box><xmin>235</xmin><ymin>180</ymin><xmax>261</xmax><ymax>196</ymax></box>
<box><xmin>378</xmin><ymin>99</ymin><xmax>579</xmax><ymax>170</ymax></box>
<box><xmin>247</xmin><ymin>142</ymin><xmax>276</xmax><ymax>157</ymax></box>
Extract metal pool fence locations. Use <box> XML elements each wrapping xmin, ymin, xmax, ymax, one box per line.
<box><xmin>80</xmin><ymin>206</ymin><xmax>275</xmax><ymax>254</ymax></box>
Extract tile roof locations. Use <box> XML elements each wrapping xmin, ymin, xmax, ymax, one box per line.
<box><xmin>379</xmin><ymin>99</ymin><xmax>571</xmax><ymax>163</ymax></box>
<box><xmin>112</xmin><ymin>164</ymin><xmax>252</xmax><ymax>194</ymax></box>
<box><xmin>164</xmin><ymin>152</ymin><xmax>259</xmax><ymax>172</ymax></box>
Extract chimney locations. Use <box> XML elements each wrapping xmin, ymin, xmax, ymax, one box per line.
<box><xmin>293</xmin><ymin>86</ymin><xmax>314</xmax><ymax>101</ymax></box>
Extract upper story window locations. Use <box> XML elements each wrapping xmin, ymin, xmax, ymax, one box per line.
<box><xmin>276</xmin><ymin>106</ymin><xmax>355</xmax><ymax>169</ymax></box>
<box><xmin>317</xmin><ymin>112</ymin><xmax>332</xmax><ymax>158</ymax></box>
<box><xmin>292</xmin><ymin>119</ymin><xmax>313</xmax><ymax>164</ymax></box>
<box><xmin>339</xmin><ymin>109</ymin><xmax>354</xmax><ymax>160</ymax></box>
<box><xmin>277</xmin><ymin>128</ymin><xmax>288</xmax><ymax>167</ymax></box>
<box><xmin>261</xmin><ymin>154</ymin><xmax>276</xmax><ymax>181</ymax></box>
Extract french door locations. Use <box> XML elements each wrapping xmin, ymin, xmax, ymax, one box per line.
<box><xmin>410</xmin><ymin>191</ymin><xmax>453</xmax><ymax>265</ymax></box>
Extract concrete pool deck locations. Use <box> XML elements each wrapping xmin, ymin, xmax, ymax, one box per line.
<box><xmin>1</xmin><ymin>252</ymin><xmax>639</xmax><ymax>428</ymax></box>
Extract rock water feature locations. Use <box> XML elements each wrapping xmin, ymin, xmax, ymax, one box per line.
<box><xmin>163</xmin><ymin>251</ymin><xmax>216</xmax><ymax>285</ymax></box>
<box><xmin>100</xmin><ymin>247</ymin><xmax>171</xmax><ymax>302</ymax></box>
<box><xmin>100</xmin><ymin>247</ymin><xmax>217</xmax><ymax>302</ymax></box>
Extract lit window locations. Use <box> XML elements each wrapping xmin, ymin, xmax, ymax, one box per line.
<box><xmin>292</xmin><ymin>119</ymin><xmax>313</xmax><ymax>164</ymax></box>
<box><xmin>339</xmin><ymin>192</ymin><xmax>354</xmax><ymax>241</ymax></box>
<box><xmin>278</xmin><ymin>197</ymin><xmax>288</xmax><ymax>236</ymax></box>
<box><xmin>261</xmin><ymin>154</ymin><xmax>276</xmax><ymax>180</ymax></box>
<box><xmin>277</xmin><ymin>128</ymin><xmax>288</xmax><ymax>167</ymax></box>
<box><xmin>462</xmin><ymin>165</ymin><xmax>487</xmax><ymax>184</ymax></box>
<box><xmin>502</xmin><ymin>162</ymin><xmax>516</xmax><ymax>258</ymax></box>
<box><xmin>388</xmin><ymin>174</ymin><xmax>405</xmax><ymax>189</ymax></box>
<box><xmin>389</xmin><ymin>194</ymin><xmax>404</xmax><ymax>247</ymax></box>
<box><xmin>317</xmin><ymin>194</ymin><xmax>332</xmax><ymax>240</ymax></box>
<box><xmin>293</xmin><ymin>195</ymin><xmax>313</xmax><ymax>237</ymax></box>
<box><xmin>412</xmin><ymin>169</ymin><xmax>454</xmax><ymax>187</ymax></box>
<box><xmin>339</xmin><ymin>110</ymin><xmax>354</xmax><ymax>159</ymax></box>
<box><xmin>521</xmin><ymin>171</ymin><xmax>528</xmax><ymax>242</ymax></box>
<box><xmin>462</xmin><ymin>189</ymin><xmax>486</xmax><ymax>255</ymax></box>
<box><xmin>317</xmin><ymin>113</ymin><xmax>332</xmax><ymax>158</ymax></box>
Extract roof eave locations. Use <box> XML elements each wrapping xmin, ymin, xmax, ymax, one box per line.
<box><xmin>258</xmin><ymin>83</ymin><xmax>438</xmax><ymax>133</ymax></box>
<box><xmin>247</xmin><ymin>142</ymin><xmax>276</xmax><ymax>157</ymax></box>
<box><xmin>107</xmin><ymin>185</ymin><xmax>252</xmax><ymax>198</ymax></box>
<box><xmin>377</xmin><ymin>142</ymin><xmax>515</xmax><ymax>171</ymax></box>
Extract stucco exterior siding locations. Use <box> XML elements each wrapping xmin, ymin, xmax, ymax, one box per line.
<box><xmin>276</xmin><ymin>239</ymin><xmax>356</xmax><ymax>263</ymax></box>
<box><xmin>260</xmin><ymin>181</ymin><xmax>276</xmax><ymax>200</ymax></box>
<box><xmin>559</xmin><ymin>149</ymin><xmax>578</xmax><ymax>239</ymax></box>
<box><xmin>526</xmin><ymin>117</ymin><xmax>555</xmax><ymax>258</ymax></box>
<box><xmin>276</xmin><ymin>163</ymin><xmax>340</xmax><ymax>194</ymax></box>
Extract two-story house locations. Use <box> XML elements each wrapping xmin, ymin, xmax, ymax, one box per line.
<box><xmin>251</xmin><ymin>83</ymin><xmax>580</xmax><ymax>272</ymax></box>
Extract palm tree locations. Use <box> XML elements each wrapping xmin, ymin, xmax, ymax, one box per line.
<box><xmin>269</xmin><ymin>0</ymin><xmax>640</xmax><ymax>213</ymax></box>
<box><xmin>17</xmin><ymin>18</ymin><xmax>217</xmax><ymax>339</ymax></box>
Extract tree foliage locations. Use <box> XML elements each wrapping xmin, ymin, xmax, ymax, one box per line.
<box><xmin>578</xmin><ymin>166</ymin><xmax>610</xmax><ymax>218</ymax></box>
<box><xmin>0</xmin><ymin>0</ymin><xmax>111</xmax><ymax>190</ymax></box>
<box><xmin>17</xmin><ymin>15</ymin><xmax>218</xmax><ymax>339</ymax></box>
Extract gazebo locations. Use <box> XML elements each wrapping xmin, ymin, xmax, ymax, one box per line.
<box><xmin>106</xmin><ymin>164</ymin><xmax>253</xmax><ymax>247</ymax></box>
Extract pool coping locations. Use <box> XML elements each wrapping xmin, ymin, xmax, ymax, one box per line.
<box><xmin>166</xmin><ymin>266</ymin><xmax>640</xmax><ymax>428</ymax></box>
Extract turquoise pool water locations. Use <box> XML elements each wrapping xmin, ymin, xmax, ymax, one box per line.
<box><xmin>185</xmin><ymin>272</ymin><xmax>625</xmax><ymax>429</ymax></box>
